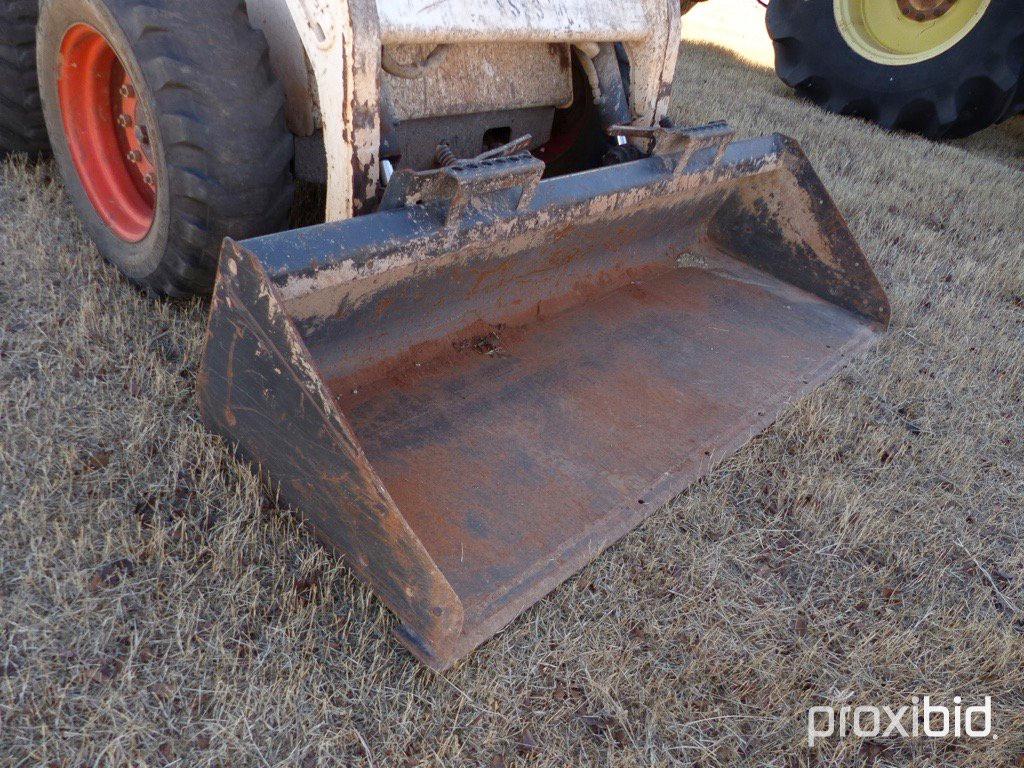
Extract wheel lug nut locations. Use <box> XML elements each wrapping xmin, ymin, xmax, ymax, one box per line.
<box><xmin>118</xmin><ymin>84</ymin><xmax>135</xmax><ymax>99</ymax></box>
<box><xmin>126</xmin><ymin>150</ymin><xmax>142</xmax><ymax>163</ymax></box>
<box><xmin>117</xmin><ymin>114</ymin><xmax>133</xmax><ymax>128</ymax></box>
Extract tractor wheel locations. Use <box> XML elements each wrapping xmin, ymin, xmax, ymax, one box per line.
<box><xmin>768</xmin><ymin>0</ymin><xmax>1024</xmax><ymax>139</ymax></box>
<box><xmin>1</xmin><ymin>1</ymin><xmax>49</xmax><ymax>157</ymax></box>
<box><xmin>37</xmin><ymin>0</ymin><xmax>293</xmax><ymax>297</ymax></box>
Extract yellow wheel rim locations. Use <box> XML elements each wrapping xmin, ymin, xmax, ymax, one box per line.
<box><xmin>834</xmin><ymin>0</ymin><xmax>991</xmax><ymax>65</ymax></box>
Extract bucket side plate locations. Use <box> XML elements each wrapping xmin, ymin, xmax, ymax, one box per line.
<box><xmin>197</xmin><ymin>243</ymin><xmax>464</xmax><ymax>654</ymax></box>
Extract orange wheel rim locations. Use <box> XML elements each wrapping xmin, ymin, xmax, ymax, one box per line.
<box><xmin>59</xmin><ymin>24</ymin><xmax>157</xmax><ymax>242</ymax></box>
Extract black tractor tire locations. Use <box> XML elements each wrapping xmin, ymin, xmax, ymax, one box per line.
<box><xmin>37</xmin><ymin>0</ymin><xmax>294</xmax><ymax>297</ymax></box>
<box><xmin>767</xmin><ymin>0</ymin><xmax>1024</xmax><ymax>139</ymax></box>
<box><xmin>1</xmin><ymin>1</ymin><xmax>49</xmax><ymax>157</ymax></box>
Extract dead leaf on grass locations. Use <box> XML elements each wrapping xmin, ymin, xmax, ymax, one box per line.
<box><xmin>89</xmin><ymin>558</ymin><xmax>135</xmax><ymax>591</ymax></box>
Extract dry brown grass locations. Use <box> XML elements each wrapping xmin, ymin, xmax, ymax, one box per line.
<box><xmin>2</xmin><ymin>30</ymin><xmax>1024</xmax><ymax>768</ymax></box>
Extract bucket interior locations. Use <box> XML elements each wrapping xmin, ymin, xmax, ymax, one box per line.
<box><xmin>318</xmin><ymin>244</ymin><xmax>875</xmax><ymax>627</ymax></box>
<box><xmin>204</xmin><ymin>135</ymin><xmax>888</xmax><ymax>664</ymax></box>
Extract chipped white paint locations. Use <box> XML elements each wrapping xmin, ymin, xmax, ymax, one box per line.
<box><xmin>247</xmin><ymin>0</ymin><xmax>361</xmax><ymax>218</ymax></box>
<box><xmin>298</xmin><ymin>0</ymin><xmax>337</xmax><ymax>48</ymax></box>
<box><xmin>376</xmin><ymin>0</ymin><xmax>650</xmax><ymax>44</ymax></box>
<box><xmin>246</xmin><ymin>0</ymin><xmax>319</xmax><ymax>135</ymax></box>
<box><xmin>622</xmin><ymin>0</ymin><xmax>680</xmax><ymax>127</ymax></box>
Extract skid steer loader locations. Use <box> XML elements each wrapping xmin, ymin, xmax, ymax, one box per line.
<box><xmin>1</xmin><ymin>0</ymin><xmax>889</xmax><ymax>669</ymax></box>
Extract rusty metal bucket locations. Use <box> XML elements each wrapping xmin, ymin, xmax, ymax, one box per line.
<box><xmin>198</xmin><ymin>126</ymin><xmax>889</xmax><ymax>670</ymax></box>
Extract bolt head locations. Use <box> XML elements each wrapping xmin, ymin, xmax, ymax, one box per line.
<box><xmin>116</xmin><ymin>114</ymin><xmax>133</xmax><ymax>128</ymax></box>
<box><xmin>118</xmin><ymin>84</ymin><xmax>135</xmax><ymax>99</ymax></box>
<box><xmin>126</xmin><ymin>150</ymin><xmax>141</xmax><ymax>163</ymax></box>
<box><xmin>143</xmin><ymin>173</ymin><xmax>156</xmax><ymax>187</ymax></box>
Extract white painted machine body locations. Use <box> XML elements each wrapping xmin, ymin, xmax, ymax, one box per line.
<box><xmin>244</xmin><ymin>0</ymin><xmax>682</xmax><ymax>220</ymax></box>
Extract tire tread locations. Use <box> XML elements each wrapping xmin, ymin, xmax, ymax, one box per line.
<box><xmin>768</xmin><ymin>0</ymin><xmax>1024</xmax><ymax>139</ymax></box>
<box><xmin>0</xmin><ymin>4</ymin><xmax>49</xmax><ymax>157</ymax></box>
<box><xmin>38</xmin><ymin>0</ymin><xmax>294</xmax><ymax>297</ymax></box>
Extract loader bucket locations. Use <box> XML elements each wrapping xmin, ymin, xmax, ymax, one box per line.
<box><xmin>198</xmin><ymin>128</ymin><xmax>889</xmax><ymax>670</ymax></box>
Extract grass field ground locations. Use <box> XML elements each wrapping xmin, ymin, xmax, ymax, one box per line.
<box><xmin>2</xmin><ymin>7</ymin><xmax>1023</xmax><ymax>767</ymax></box>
